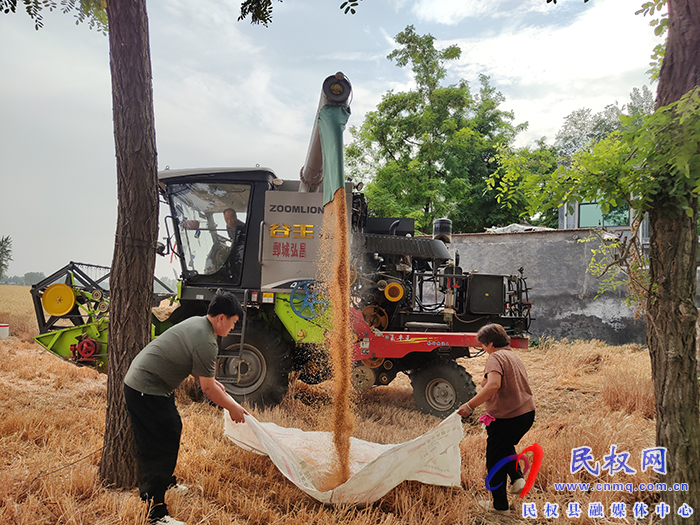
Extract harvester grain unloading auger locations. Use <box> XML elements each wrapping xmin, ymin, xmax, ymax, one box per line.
<box><xmin>298</xmin><ymin>72</ymin><xmax>352</xmax><ymax>197</ymax></box>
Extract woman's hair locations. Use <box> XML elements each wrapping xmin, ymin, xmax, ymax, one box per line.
<box><xmin>476</xmin><ymin>323</ymin><xmax>510</xmax><ymax>348</ymax></box>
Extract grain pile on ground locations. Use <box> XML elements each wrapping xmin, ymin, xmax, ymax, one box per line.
<box><xmin>0</xmin><ymin>285</ymin><xmax>659</xmax><ymax>524</ymax></box>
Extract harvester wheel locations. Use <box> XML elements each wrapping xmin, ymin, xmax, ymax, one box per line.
<box><xmin>410</xmin><ymin>360</ymin><xmax>476</xmax><ymax>418</ymax></box>
<box><xmin>217</xmin><ymin>320</ymin><xmax>292</xmax><ymax>408</ymax></box>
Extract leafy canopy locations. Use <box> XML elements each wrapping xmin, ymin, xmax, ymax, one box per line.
<box><xmin>237</xmin><ymin>0</ymin><xmax>591</xmax><ymax>25</ymax></box>
<box><xmin>1</xmin><ymin>0</ymin><xmax>107</xmax><ymax>31</ymax></box>
<box><xmin>636</xmin><ymin>0</ymin><xmax>669</xmax><ymax>81</ymax></box>
<box><xmin>490</xmin><ymin>85</ymin><xmax>700</xmax><ymax>312</ymax></box>
<box><xmin>347</xmin><ymin>26</ymin><xmax>529</xmax><ymax>234</ymax></box>
<box><xmin>493</xmin><ymin>84</ymin><xmax>658</xmax><ymax>216</ymax></box>
<box><xmin>494</xmin><ymin>86</ymin><xmax>700</xmax><ymax>228</ymax></box>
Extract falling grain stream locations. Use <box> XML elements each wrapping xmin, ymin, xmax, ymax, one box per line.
<box><xmin>324</xmin><ymin>188</ymin><xmax>354</xmax><ymax>486</ymax></box>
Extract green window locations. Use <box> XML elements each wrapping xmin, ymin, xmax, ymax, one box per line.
<box><xmin>578</xmin><ymin>202</ymin><xmax>629</xmax><ymax>228</ymax></box>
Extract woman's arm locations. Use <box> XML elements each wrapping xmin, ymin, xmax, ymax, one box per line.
<box><xmin>457</xmin><ymin>371</ymin><xmax>501</xmax><ymax>417</ymax></box>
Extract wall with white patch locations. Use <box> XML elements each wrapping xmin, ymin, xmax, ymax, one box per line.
<box><xmin>449</xmin><ymin>229</ymin><xmax>647</xmax><ymax>345</ymax></box>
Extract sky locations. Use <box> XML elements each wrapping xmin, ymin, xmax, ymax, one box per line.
<box><xmin>0</xmin><ymin>0</ymin><xmax>660</xmax><ymax>279</ymax></box>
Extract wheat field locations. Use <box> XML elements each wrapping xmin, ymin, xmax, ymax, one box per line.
<box><xmin>0</xmin><ymin>285</ymin><xmax>659</xmax><ymax>524</ymax></box>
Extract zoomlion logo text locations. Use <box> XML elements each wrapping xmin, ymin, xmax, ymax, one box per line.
<box><xmin>269</xmin><ymin>204</ymin><xmax>324</xmax><ymax>214</ymax></box>
<box><xmin>486</xmin><ymin>443</ymin><xmax>543</xmax><ymax>499</ymax></box>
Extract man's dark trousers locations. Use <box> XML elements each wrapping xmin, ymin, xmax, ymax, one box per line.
<box><xmin>124</xmin><ymin>384</ymin><xmax>182</xmax><ymax>521</ymax></box>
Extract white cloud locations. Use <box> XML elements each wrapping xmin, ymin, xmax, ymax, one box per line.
<box><xmin>411</xmin><ymin>0</ymin><xmax>560</xmax><ymax>26</ymax></box>
<box><xmin>442</xmin><ymin>0</ymin><xmax>659</xmax><ymax>144</ymax></box>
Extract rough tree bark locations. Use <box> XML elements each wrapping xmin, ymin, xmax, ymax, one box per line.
<box><xmin>98</xmin><ymin>0</ymin><xmax>159</xmax><ymax>487</ymax></box>
<box><xmin>646</xmin><ymin>0</ymin><xmax>700</xmax><ymax>521</ymax></box>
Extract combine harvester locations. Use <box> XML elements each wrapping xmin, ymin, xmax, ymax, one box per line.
<box><xmin>32</xmin><ymin>73</ymin><xmax>531</xmax><ymax>417</ymax></box>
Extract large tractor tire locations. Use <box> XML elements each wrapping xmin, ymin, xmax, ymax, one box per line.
<box><xmin>217</xmin><ymin>320</ymin><xmax>292</xmax><ymax>407</ymax></box>
<box><xmin>410</xmin><ymin>359</ymin><xmax>476</xmax><ymax>418</ymax></box>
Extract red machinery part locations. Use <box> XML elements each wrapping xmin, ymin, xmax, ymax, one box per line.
<box><xmin>351</xmin><ymin>307</ymin><xmax>529</xmax><ymax>361</ymax></box>
<box><xmin>77</xmin><ymin>339</ymin><xmax>97</xmax><ymax>359</ymax></box>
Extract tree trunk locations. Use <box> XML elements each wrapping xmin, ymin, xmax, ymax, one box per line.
<box><xmin>646</xmin><ymin>1</ymin><xmax>700</xmax><ymax>522</ymax></box>
<box><xmin>646</xmin><ymin>201</ymin><xmax>700</xmax><ymax>521</ymax></box>
<box><xmin>99</xmin><ymin>0</ymin><xmax>159</xmax><ymax>488</ymax></box>
<box><xmin>656</xmin><ymin>0</ymin><xmax>700</xmax><ymax>107</ymax></box>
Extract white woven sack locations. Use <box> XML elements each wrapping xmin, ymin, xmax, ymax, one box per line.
<box><xmin>223</xmin><ymin>411</ymin><xmax>463</xmax><ymax>505</ymax></box>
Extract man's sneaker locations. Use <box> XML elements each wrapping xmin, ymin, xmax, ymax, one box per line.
<box><xmin>168</xmin><ymin>484</ymin><xmax>189</xmax><ymax>495</ymax></box>
<box><xmin>153</xmin><ymin>516</ymin><xmax>187</xmax><ymax>525</ymax></box>
<box><xmin>509</xmin><ymin>477</ymin><xmax>526</xmax><ymax>495</ymax></box>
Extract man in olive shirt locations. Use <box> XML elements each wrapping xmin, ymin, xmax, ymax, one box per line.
<box><xmin>124</xmin><ymin>291</ymin><xmax>247</xmax><ymax>525</ymax></box>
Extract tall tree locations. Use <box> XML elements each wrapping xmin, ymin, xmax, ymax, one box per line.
<box><xmin>346</xmin><ymin>26</ymin><xmax>526</xmax><ymax>234</ymax></box>
<box><xmin>0</xmin><ymin>236</ymin><xmax>12</xmax><ymax>280</ymax></box>
<box><xmin>3</xmin><ymin>0</ymin><xmax>304</xmax><ymax>491</ymax></box>
<box><xmin>645</xmin><ymin>1</ymin><xmax>700</xmax><ymax>520</ymax></box>
<box><xmin>554</xmin><ymin>105</ymin><xmax>622</xmax><ymax>160</ymax></box>
<box><xmin>97</xmin><ymin>0</ymin><xmax>159</xmax><ymax>487</ymax></box>
<box><xmin>553</xmin><ymin>86</ymin><xmax>655</xmax><ymax>162</ymax></box>
<box><xmin>495</xmin><ymin>3</ymin><xmax>700</xmax><ymax>521</ymax></box>
<box><xmin>2</xmin><ymin>0</ymin><xmax>156</xmax><ymax>489</ymax></box>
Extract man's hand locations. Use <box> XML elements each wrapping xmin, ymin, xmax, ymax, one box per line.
<box><xmin>197</xmin><ymin>375</ymin><xmax>249</xmax><ymax>423</ymax></box>
<box><xmin>227</xmin><ymin>403</ymin><xmax>247</xmax><ymax>424</ymax></box>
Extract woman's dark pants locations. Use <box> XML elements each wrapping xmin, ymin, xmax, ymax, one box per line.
<box><xmin>485</xmin><ymin>410</ymin><xmax>535</xmax><ymax>511</ymax></box>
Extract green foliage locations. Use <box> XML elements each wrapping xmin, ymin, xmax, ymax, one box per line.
<box><xmin>339</xmin><ymin>0</ymin><xmax>362</xmax><ymax>15</ymax></box>
<box><xmin>579</xmin><ymin>223</ymin><xmax>649</xmax><ymax>317</ymax></box>
<box><xmin>622</xmin><ymin>87</ymin><xmax>700</xmax><ymax>216</ymax></box>
<box><xmin>0</xmin><ymin>236</ymin><xmax>12</xmax><ymax>281</ymax></box>
<box><xmin>493</xmin><ymin>86</ymin><xmax>663</xmax><ymax>220</ymax></box>
<box><xmin>627</xmin><ymin>85</ymin><xmax>656</xmax><ymax>123</ymax></box>
<box><xmin>490</xmin><ymin>139</ymin><xmax>559</xmax><ymax>228</ymax></box>
<box><xmin>636</xmin><ymin>0</ymin><xmax>668</xmax><ymax>82</ymax></box>
<box><xmin>493</xmin><ymin>87</ymin><xmax>700</xmax><ymax>313</ymax></box>
<box><xmin>237</xmin><ymin>0</ymin><xmax>281</xmax><ymax>26</ymax></box>
<box><xmin>555</xmin><ymin>105</ymin><xmax>623</xmax><ymax>161</ymax></box>
<box><xmin>347</xmin><ymin>26</ymin><xmax>526</xmax><ymax>234</ymax></box>
<box><xmin>239</xmin><ymin>0</ymin><xmax>593</xmax><ymax>21</ymax></box>
<box><xmin>1</xmin><ymin>0</ymin><xmax>107</xmax><ymax>31</ymax></box>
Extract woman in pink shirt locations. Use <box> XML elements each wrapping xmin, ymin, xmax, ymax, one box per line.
<box><xmin>457</xmin><ymin>323</ymin><xmax>535</xmax><ymax>512</ymax></box>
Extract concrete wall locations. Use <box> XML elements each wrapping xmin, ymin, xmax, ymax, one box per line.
<box><xmin>448</xmin><ymin>229</ymin><xmax>647</xmax><ymax>345</ymax></box>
